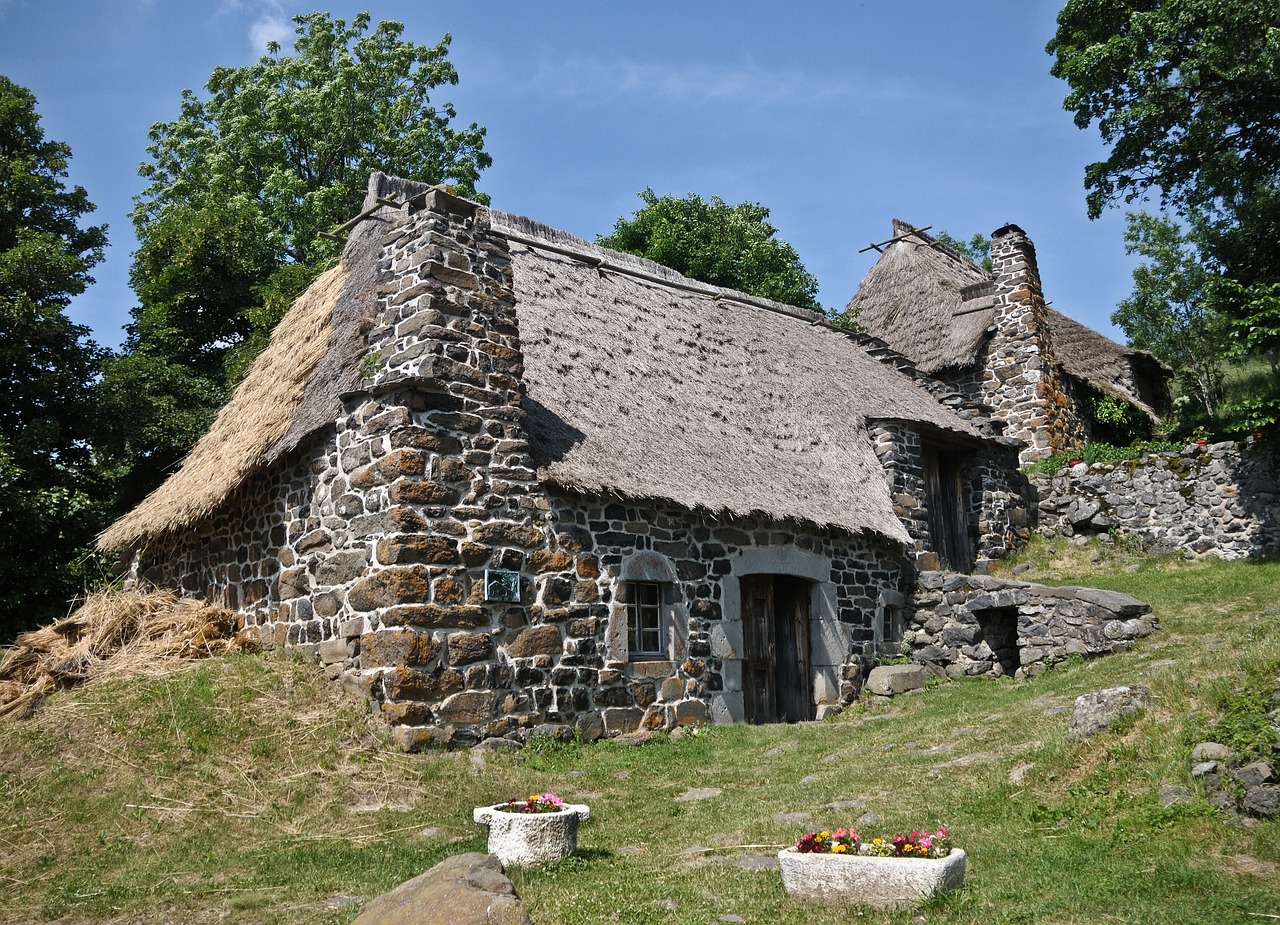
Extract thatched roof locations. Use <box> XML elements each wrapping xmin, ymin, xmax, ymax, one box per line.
<box><xmin>849</xmin><ymin>219</ymin><xmax>1169</xmax><ymax>419</ymax></box>
<box><xmin>490</xmin><ymin>211</ymin><xmax>982</xmax><ymax>544</ymax></box>
<box><xmin>1042</xmin><ymin>308</ymin><xmax>1169</xmax><ymax>420</ymax></box>
<box><xmin>98</xmin><ymin>265</ymin><xmax>349</xmax><ymax>550</ymax></box>
<box><xmin>97</xmin><ymin>176</ymin><xmax>418</xmax><ymax>551</ymax></box>
<box><xmin>848</xmin><ymin>220</ymin><xmax>995</xmax><ymax>376</ymax></box>
<box><xmin>102</xmin><ymin>181</ymin><xmax>987</xmax><ymax>551</ymax></box>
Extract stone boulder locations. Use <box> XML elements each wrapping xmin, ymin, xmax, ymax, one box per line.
<box><xmin>351</xmin><ymin>852</ymin><xmax>531</xmax><ymax>925</ymax></box>
<box><xmin>1067</xmin><ymin>685</ymin><xmax>1149</xmax><ymax>740</ymax></box>
<box><xmin>865</xmin><ymin>664</ymin><xmax>930</xmax><ymax>697</ymax></box>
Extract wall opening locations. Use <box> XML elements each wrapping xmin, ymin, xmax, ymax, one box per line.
<box><xmin>740</xmin><ymin>574</ymin><xmax>814</xmax><ymax>723</ymax></box>
<box><xmin>971</xmin><ymin>606</ymin><xmax>1019</xmax><ymax>677</ymax></box>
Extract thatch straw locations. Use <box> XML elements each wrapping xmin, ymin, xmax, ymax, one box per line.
<box><xmin>98</xmin><ymin>266</ymin><xmax>349</xmax><ymax>549</ymax></box>
<box><xmin>848</xmin><ymin>219</ymin><xmax>995</xmax><ymax>376</ymax></box>
<box><xmin>491</xmin><ymin>211</ymin><xmax>983</xmax><ymax>544</ymax></box>
<box><xmin>0</xmin><ymin>586</ymin><xmax>255</xmax><ymax>720</ymax></box>
<box><xmin>1044</xmin><ymin>308</ymin><xmax>1170</xmax><ymax>422</ymax></box>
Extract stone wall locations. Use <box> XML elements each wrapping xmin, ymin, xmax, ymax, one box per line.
<box><xmin>1029</xmin><ymin>440</ymin><xmax>1280</xmax><ymax>560</ymax></box>
<box><xmin>132</xmin><ymin>189</ymin><xmax>909</xmax><ymax>748</ymax></box>
<box><xmin>907</xmin><ymin>572</ymin><xmax>1158</xmax><ymax>679</ymax></box>
<box><xmin>868</xmin><ymin>421</ymin><xmax>1032</xmax><ymax>570</ymax></box>
<box><xmin>973</xmin><ymin>226</ymin><xmax>1086</xmax><ymax>464</ymax></box>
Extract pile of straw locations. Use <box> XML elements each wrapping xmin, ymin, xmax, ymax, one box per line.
<box><xmin>0</xmin><ymin>587</ymin><xmax>257</xmax><ymax>719</ymax></box>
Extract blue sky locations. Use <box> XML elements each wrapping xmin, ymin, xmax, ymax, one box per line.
<box><xmin>1</xmin><ymin>0</ymin><xmax>1143</xmax><ymax>350</ymax></box>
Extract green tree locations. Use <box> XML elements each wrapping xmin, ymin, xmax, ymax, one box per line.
<box><xmin>1047</xmin><ymin>0</ymin><xmax>1280</xmax><ymax>221</ymax></box>
<box><xmin>0</xmin><ymin>75</ymin><xmax>109</xmax><ymax>640</ymax></box>
<box><xmin>100</xmin><ymin>12</ymin><xmax>491</xmax><ymax>505</ymax></box>
<box><xmin>1112</xmin><ymin>212</ymin><xmax>1228</xmax><ymax>418</ymax></box>
<box><xmin>934</xmin><ymin>230</ymin><xmax>992</xmax><ymax>271</ymax></box>
<box><xmin>598</xmin><ymin>188</ymin><xmax>821</xmax><ymax>310</ymax></box>
<box><xmin>1048</xmin><ymin>0</ymin><xmax>1280</xmax><ymax>435</ymax></box>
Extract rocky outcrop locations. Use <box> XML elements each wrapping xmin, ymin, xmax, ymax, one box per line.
<box><xmin>351</xmin><ymin>853</ymin><xmax>531</xmax><ymax>925</ymax></box>
<box><xmin>1190</xmin><ymin>742</ymin><xmax>1280</xmax><ymax>820</ymax></box>
<box><xmin>1067</xmin><ymin>686</ymin><xmax>1150</xmax><ymax>740</ymax></box>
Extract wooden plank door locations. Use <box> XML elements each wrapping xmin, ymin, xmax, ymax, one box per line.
<box><xmin>740</xmin><ymin>575</ymin><xmax>776</xmax><ymax>724</ymax></box>
<box><xmin>924</xmin><ymin>447</ymin><xmax>973</xmax><ymax>572</ymax></box>
<box><xmin>774</xmin><ymin>577</ymin><xmax>813</xmax><ymax>723</ymax></box>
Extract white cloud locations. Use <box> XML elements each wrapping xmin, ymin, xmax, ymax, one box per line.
<box><xmin>521</xmin><ymin>55</ymin><xmax>923</xmax><ymax>111</ymax></box>
<box><xmin>215</xmin><ymin>0</ymin><xmax>291</xmax><ymax>54</ymax></box>
<box><xmin>249</xmin><ymin>12</ymin><xmax>292</xmax><ymax>53</ymax></box>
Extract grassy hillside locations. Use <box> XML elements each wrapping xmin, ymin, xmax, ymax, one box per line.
<box><xmin>2</xmin><ymin>542</ymin><xmax>1277</xmax><ymax>924</ymax></box>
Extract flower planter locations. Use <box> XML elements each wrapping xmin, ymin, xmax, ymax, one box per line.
<box><xmin>472</xmin><ymin>802</ymin><xmax>590</xmax><ymax>867</ymax></box>
<box><xmin>777</xmin><ymin>847</ymin><xmax>966</xmax><ymax>907</ymax></box>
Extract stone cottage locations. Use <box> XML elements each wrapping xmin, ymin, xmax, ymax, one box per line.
<box><xmin>848</xmin><ymin>220</ymin><xmax>1171</xmax><ymax>463</ymax></box>
<box><xmin>99</xmin><ymin>174</ymin><xmax>1030</xmax><ymax>749</ymax></box>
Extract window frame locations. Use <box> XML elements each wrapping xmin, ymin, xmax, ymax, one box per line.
<box><xmin>625</xmin><ymin>580</ymin><xmax>668</xmax><ymax>660</ymax></box>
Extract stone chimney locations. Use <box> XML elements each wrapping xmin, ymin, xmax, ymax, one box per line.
<box><xmin>982</xmin><ymin>224</ymin><xmax>1085</xmax><ymax>463</ymax></box>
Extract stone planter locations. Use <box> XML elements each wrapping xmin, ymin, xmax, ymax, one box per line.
<box><xmin>472</xmin><ymin>803</ymin><xmax>590</xmax><ymax>867</ymax></box>
<box><xmin>777</xmin><ymin>847</ymin><xmax>966</xmax><ymax>906</ymax></box>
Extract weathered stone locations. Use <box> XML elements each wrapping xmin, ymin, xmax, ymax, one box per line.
<box><xmin>347</xmin><ymin>566</ymin><xmax>432</xmax><ymax>611</ymax></box>
<box><xmin>506</xmin><ymin>624</ymin><xmax>562</xmax><ymax>658</ymax></box>
<box><xmin>295</xmin><ymin>529</ymin><xmax>332</xmax><ymax>554</ymax></box>
<box><xmin>389</xmin><ymin>481</ymin><xmax>460</xmax><ymax>506</ymax></box>
<box><xmin>382</xmin><ymin>666</ymin><xmax>464</xmax><ymax>701</ymax></box>
<box><xmin>314</xmin><ymin>550</ymin><xmax>370</xmax><ymax>585</ymax></box>
<box><xmin>350</xmin><ymin>449</ymin><xmax>427</xmax><ymax>489</ymax></box>
<box><xmin>438</xmin><ymin>690</ymin><xmax>496</xmax><ymax>725</ymax></box>
<box><xmin>376</xmin><ymin>535</ymin><xmax>460</xmax><ymax>566</ymax></box>
<box><xmin>318</xmin><ymin>637</ymin><xmax>350</xmax><ymax>665</ymax></box>
<box><xmin>360</xmin><ymin>629</ymin><xmax>440</xmax><ymax>667</ymax></box>
<box><xmin>389</xmin><ymin>427</ymin><xmax>463</xmax><ymax>455</ymax></box>
<box><xmin>434</xmin><ymin>575</ymin><xmax>465</xmax><ymax>604</ymax></box>
<box><xmin>448</xmin><ymin>632</ymin><xmax>493</xmax><ymax>665</ymax></box>
<box><xmin>1234</xmin><ymin>761</ymin><xmax>1275</xmax><ymax>789</ymax></box>
<box><xmin>573</xmin><ymin>711</ymin><xmax>605</xmax><ymax>743</ymax></box>
<box><xmin>865</xmin><ymin>664</ymin><xmax>930</xmax><ymax>697</ymax></box>
<box><xmin>394</xmin><ymin>724</ymin><xmax>456</xmax><ymax>751</ymax></box>
<box><xmin>528</xmin><ymin>549</ymin><xmax>573</xmax><ymax>574</ymax></box>
<box><xmin>473</xmin><ymin>521</ymin><xmax>544</xmax><ymax>548</ymax></box>
<box><xmin>350</xmin><ymin>507</ymin><xmax>428</xmax><ymax>538</ymax></box>
<box><xmin>382</xmin><ymin>604</ymin><xmax>488</xmax><ymax>628</ymax></box>
<box><xmin>350</xmin><ymin>852</ymin><xmax>531</xmax><ymax>925</ymax></box>
<box><xmin>1244</xmin><ymin>785</ymin><xmax>1280</xmax><ymax>818</ymax></box>
<box><xmin>277</xmin><ymin>567</ymin><xmax>310</xmax><ymax>600</ymax></box>
<box><xmin>672</xmin><ymin>699</ymin><xmax>709</xmax><ymax>726</ymax></box>
<box><xmin>1067</xmin><ymin>685</ymin><xmax>1149</xmax><ymax>740</ymax></box>
<box><xmin>460</xmin><ymin>542</ymin><xmax>492</xmax><ymax>567</ymax></box>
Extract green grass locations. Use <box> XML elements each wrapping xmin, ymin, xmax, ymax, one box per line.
<box><xmin>2</xmin><ymin>548</ymin><xmax>1278</xmax><ymax>924</ymax></box>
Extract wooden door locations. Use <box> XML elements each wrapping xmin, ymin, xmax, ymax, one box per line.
<box><xmin>923</xmin><ymin>447</ymin><xmax>973</xmax><ymax>572</ymax></box>
<box><xmin>741</xmin><ymin>575</ymin><xmax>776</xmax><ymax>724</ymax></box>
<box><xmin>773</xmin><ymin>577</ymin><xmax>813</xmax><ymax>722</ymax></box>
<box><xmin>741</xmin><ymin>575</ymin><xmax>814</xmax><ymax>723</ymax></box>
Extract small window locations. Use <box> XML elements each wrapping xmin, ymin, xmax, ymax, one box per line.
<box><xmin>626</xmin><ymin>581</ymin><xmax>666</xmax><ymax>658</ymax></box>
<box><xmin>880</xmin><ymin>604</ymin><xmax>904</xmax><ymax>654</ymax></box>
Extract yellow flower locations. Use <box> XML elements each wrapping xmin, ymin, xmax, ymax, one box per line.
<box><xmin>832</xmin><ymin>844</ymin><xmax>848</xmax><ymax>854</ymax></box>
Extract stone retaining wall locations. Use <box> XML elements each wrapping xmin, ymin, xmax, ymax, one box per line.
<box><xmin>907</xmin><ymin>571</ymin><xmax>1158</xmax><ymax>678</ymax></box>
<box><xmin>1029</xmin><ymin>441</ymin><xmax>1280</xmax><ymax>560</ymax></box>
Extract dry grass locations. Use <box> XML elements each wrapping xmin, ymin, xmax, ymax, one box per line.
<box><xmin>98</xmin><ymin>264</ymin><xmax>348</xmax><ymax>550</ymax></box>
<box><xmin>0</xmin><ymin>585</ymin><xmax>256</xmax><ymax>720</ymax></box>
